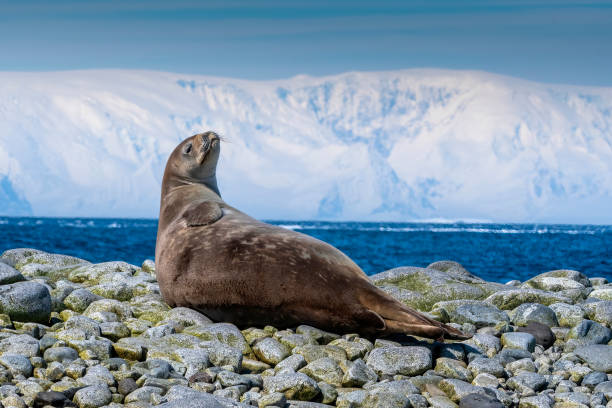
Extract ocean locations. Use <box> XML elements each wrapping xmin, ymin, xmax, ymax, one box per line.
<box><xmin>1</xmin><ymin>217</ymin><xmax>611</xmax><ymax>283</ymax></box>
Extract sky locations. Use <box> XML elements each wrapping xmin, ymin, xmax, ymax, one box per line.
<box><xmin>0</xmin><ymin>0</ymin><xmax>611</xmax><ymax>86</ymax></box>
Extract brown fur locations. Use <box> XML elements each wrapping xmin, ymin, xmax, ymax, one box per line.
<box><xmin>156</xmin><ymin>132</ymin><xmax>469</xmax><ymax>340</ymax></box>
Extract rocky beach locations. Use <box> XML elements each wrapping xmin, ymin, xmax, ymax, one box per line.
<box><xmin>0</xmin><ymin>248</ymin><xmax>610</xmax><ymax>408</ymax></box>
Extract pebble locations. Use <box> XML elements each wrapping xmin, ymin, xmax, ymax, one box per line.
<box><xmin>73</xmin><ymin>385</ymin><xmax>112</xmax><ymax>408</ymax></box>
<box><xmin>501</xmin><ymin>332</ymin><xmax>537</xmax><ymax>352</ymax></box>
<box><xmin>366</xmin><ymin>346</ymin><xmax>432</xmax><ymax>376</ymax></box>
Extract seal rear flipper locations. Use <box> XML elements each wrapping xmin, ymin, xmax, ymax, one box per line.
<box><xmin>181</xmin><ymin>201</ymin><xmax>223</xmax><ymax>227</ymax></box>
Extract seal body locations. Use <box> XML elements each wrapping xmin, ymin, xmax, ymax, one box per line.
<box><xmin>156</xmin><ymin>132</ymin><xmax>468</xmax><ymax>340</ymax></box>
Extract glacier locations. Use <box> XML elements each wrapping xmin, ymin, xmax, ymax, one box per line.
<box><xmin>0</xmin><ymin>69</ymin><xmax>611</xmax><ymax>223</ymax></box>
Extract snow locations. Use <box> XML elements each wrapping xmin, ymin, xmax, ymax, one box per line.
<box><xmin>0</xmin><ymin>68</ymin><xmax>611</xmax><ymax>223</ymax></box>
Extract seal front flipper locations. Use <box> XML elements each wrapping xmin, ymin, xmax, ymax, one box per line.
<box><xmin>181</xmin><ymin>201</ymin><xmax>223</xmax><ymax>227</ymax></box>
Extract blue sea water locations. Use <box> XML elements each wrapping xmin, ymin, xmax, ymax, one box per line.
<box><xmin>1</xmin><ymin>217</ymin><xmax>611</xmax><ymax>283</ymax></box>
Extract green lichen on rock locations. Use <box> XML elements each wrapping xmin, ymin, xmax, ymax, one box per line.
<box><xmin>371</xmin><ymin>265</ymin><xmax>508</xmax><ymax>311</ymax></box>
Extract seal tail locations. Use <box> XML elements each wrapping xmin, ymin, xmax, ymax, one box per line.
<box><xmin>360</xmin><ymin>287</ymin><xmax>471</xmax><ymax>341</ymax></box>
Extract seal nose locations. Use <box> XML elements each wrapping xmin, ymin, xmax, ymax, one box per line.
<box><xmin>200</xmin><ymin>132</ymin><xmax>219</xmax><ymax>149</ymax></box>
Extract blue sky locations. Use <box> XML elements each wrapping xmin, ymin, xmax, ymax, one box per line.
<box><xmin>1</xmin><ymin>0</ymin><xmax>611</xmax><ymax>85</ymax></box>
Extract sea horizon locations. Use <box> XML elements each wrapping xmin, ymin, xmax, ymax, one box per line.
<box><xmin>2</xmin><ymin>216</ymin><xmax>611</xmax><ymax>284</ymax></box>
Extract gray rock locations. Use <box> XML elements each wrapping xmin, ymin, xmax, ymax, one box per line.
<box><xmin>0</xmin><ymin>353</ymin><xmax>32</xmax><ymax>377</ymax></box>
<box><xmin>0</xmin><ymin>263</ymin><xmax>24</xmax><ymax>284</ymax></box>
<box><xmin>438</xmin><ymin>378</ymin><xmax>488</xmax><ymax>402</ymax></box>
<box><xmin>299</xmin><ymin>357</ymin><xmax>343</xmax><ymax>387</ymax></box>
<box><xmin>524</xmin><ymin>269</ymin><xmax>591</xmax><ymax>288</ymax></box>
<box><xmin>581</xmin><ymin>371</ymin><xmax>607</xmax><ymax>388</ymax></box>
<box><xmin>371</xmin><ymin>266</ymin><xmax>507</xmax><ymax>311</ymax></box>
<box><xmin>83</xmin><ymin>299</ymin><xmax>133</xmax><ymax>321</ymax></box>
<box><xmin>184</xmin><ymin>323</ymin><xmax>250</xmax><ymax>355</ymax></box>
<box><xmin>0</xmin><ymin>281</ymin><xmax>51</xmax><ymax>323</ymax></box>
<box><xmin>588</xmin><ymin>288</ymin><xmax>612</xmax><ymax>301</ymax></box>
<box><xmin>295</xmin><ymin>325</ymin><xmax>339</xmax><ymax>344</ymax></box>
<box><xmin>485</xmin><ymin>288</ymin><xmax>571</xmax><ymax>310</ymax></box>
<box><xmin>506</xmin><ymin>372</ymin><xmax>547</xmax><ymax>391</ymax></box>
<box><xmin>258</xmin><ymin>391</ymin><xmax>286</xmax><ymax>407</ymax></box>
<box><xmin>124</xmin><ymin>385</ymin><xmax>164</xmax><ymax>404</ymax></box>
<box><xmin>550</xmin><ymin>303</ymin><xmax>585</xmax><ymax>327</ymax></box>
<box><xmin>63</xmin><ymin>289</ymin><xmax>103</xmax><ymax>313</ymax></box>
<box><xmin>459</xmin><ymin>393</ymin><xmax>504</xmax><ymax>408</ymax></box>
<box><xmin>467</xmin><ymin>357</ymin><xmax>505</xmax><ymax>378</ymax></box>
<box><xmin>73</xmin><ymin>385</ymin><xmax>112</xmax><ymax>408</ymax></box>
<box><xmin>341</xmin><ymin>358</ymin><xmax>378</xmax><ymax>387</ymax></box>
<box><xmin>275</xmin><ymin>354</ymin><xmax>307</xmax><ymax>374</ymax></box>
<box><xmin>566</xmin><ymin>320</ymin><xmax>612</xmax><ymax>349</ymax></box>
<box><xmin>199</xmin><ymin>340</ymin><xmax>243</xmax><ymax>371</ymax></box>
<box><xmin>263</xmin><ymin>372</ymin><xmax>320</xmax><ymax>401</ymax></box>
<box><xmin>162</xmin><ymin>385</ymin><xmax>247</xmax><ymax>407</ymax></box>
<box><xmin>583</xmin><ymin>301</ymin><xmax>612</xmax><ymax>326</ymax></box>
<box><xmin>0</xmin><ymin>333</ymin><xmax>40</xmax><ymax>357</ymax></box>
<box><xmin>142</xmin><ymin>259</ymin><xmax>156</xmax><ymax>275</ymax></box>
<box><xmin>471</xmin><ymin>333</ymin><xmax>501</xmax><ymax>357</ymax></box>
<box><xmin>518</xmin><ymin>395</ymin><xmax>552</xmax><ymax>408</ymax></box>
<box><xmin>165</xmin><ymin>307</ymin><xmax>213</xmax><ymax>328</ymax></box>
<box><xmin>366</xmin><ymin>346</ymin><xmax>432</xmax><ymax>376</ymax></box>
<box><xmin>435</xmin><ymin>357</ymin><xmax>473</xmax><ymax>382</ymax></box>
<box><xmin>0</xmin><ymin>248</ymin><xmax>45</xmax><ymax>267</ymax></box>
<box><xmin>450</xmin><ymin>302</ymin><xmax>509</xmax><ymax>328</ymax></box>
<box><xmin>593</xmin><ymin>381</ymin><xmax>612</xmax><ymax>400</ymax></box>
<box><xmin>65</xmin><ymin>315</ymin><xmax>101</xmax><ymax>337</ymax></box>
<box><xmin>253</xmin><ymin>337</ymin><xmax>290</xmax><ymax>365</ymax></box>
<box><xmin>43</xmin><ymin>346</ymin><xmax>79</xmax><ymax>364</ymax></box>
<box><xmin>511</xmin><ymin>303</ymin><xmax>558</xmax><ymax>327</ymax></box>
<box><xmin>501</xmin><ymin>332</ymin><xmax>536</xmax><ymax>352</ymax></box>
<box><xmin>574</xmin><ymin>344</ymin><xmax>612</xmax><ymax>372</ymax></box>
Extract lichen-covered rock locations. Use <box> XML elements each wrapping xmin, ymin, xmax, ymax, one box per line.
<box><xmin>550</xmin><ymin>303</ymin><xmax>585</xmax><ymax>327</ymax></box>
<box><xmin>435</xmin><ymin>357</ymin><xmax>473</xmax><ymax>382</ymax></box>
<box><xmin>328</xmin><ymin>338</ymin><xmax>371</xmax><ymax>360</ymax></box>
<box><xmin>588</xmin><ymin>287</ymin><xmax>612</xmax><ymax>301</ymax></box>
<box><xmin>0</xmin><ymin>334</ymin><xmax>40</xmax><ymax>357</ymax></box>
<box><xmin>438</xmin><ymin>378</ymin><xmax>487</xmax><ymax>402</ymax></box>
<box><xmin>69</xmin><ymin>261</ymin><xmax>138</xmax><ymax>285</ymax></box>
<box><xmin>83</xmin><ymin>299</ymin><xmax>133</xmax><ymax>321</ymax></box>
<box><xmin>263</xmin><ymin>372</ymin><xmax>320</xmax><ymax>401</ymax></box>
<box><xmin>340</xmin><ymin>358</ymin><xmax>377</xmax><ymax>387</ymax></box>
<box><xmin>73</xmin><ymin>384</ymin><xmax>112</xmax><ymax>408</ymax></box>
<box><xmin>199</xmin><ymin>340</ymin><xmax>243</xmax><ymax>371</ymax></box>
<box><xmin>253</xmin><ymin>337</ymin><xmax>290</xmax><ymax>365</ymax></box>
<box><xmin>165</xmin><ymin>307</ymin><xmax>213</xmax><ymax>328</ymax></box>
<box><xmin>43</xmin><ymin>347</ymin><xmax>79</xmax><ymax>364</ymax></box>
<box><xmin>471</xmin><ymin>333</ymin><xmax>502</xmax><ymax>357</ymax></box>
<box><xmin>511</xmin><ymin>303</ymin><xmax>559</xmax><ymax>327</ymax></box>
<box><xmin>582</xmin><ymin>301</ymin><xmax>612</xmax><ymax>326</ymax></box>
<box><xmin>431</xmin><ymin>300</ymin><xmax>509</xmax><ymax>327</ymax></box>
<box><xmin>0</xmin><ymin>263</ymin><xmax>25</xmax><ymax>285</ymax></box>
<box><xmin>371</xmin><ymin>266</ymin><xmax>508</xmax><ymax>311</ymax></box>
<box><xmin>184</xmin><ymin>323</ymin><xmax>251</xmax><ymax>355</ymax></box>
<box><xmin>299</xmin><ymin>357</ymin><xmax>344</xmax><ymax>386</ymax></box>
<box><xmin>0</xmin><ymin>281</ymin><xmax>51</xmax><ymax>323</ymax></box>
<box><xmin>501</xmin><ymin>332</ymin><xmax>536</xmax><ymax>352</ymax></box>
<box><xmin>0</xmin><ymin>353</ymin><xmax>33</xmax><ymax>377</ymax></box>
<box><xmin>485</xmin><ymin>289</ymin><xmax>571</xmax><ymax>310</ymax></box>
<box><xmin>467</xmin><ymin>357</ymin><xmax>505</xmax><ymax>378</ymax></box>
<box><xmin>508</xmin><ymin>371</ymin><xmax>548</xmax><ymax>393</ymax></box>
<box><xmin>566</xmin><ymin>320</ymin><xmax>612</xmax><ymax>350</ymax></box>
<box><xmin>295</xmin><ymin>325</ymin><xmax>340</xmax><ymax>344</ymax></box>
<box><xmin>275</xmin><ymin>354</ymin><xmax>307</xmax><ymax>374</ymax></box>
<box><xmin>366</xmin><ymin>346</ymin><xmax>432</xmax><ymax>376</ymax></box>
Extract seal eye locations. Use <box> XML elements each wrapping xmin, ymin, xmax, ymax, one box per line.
<box><xmin>184</xmin><ymin>144</ymin><xmax>193</xmax><ymax>154</ymax></box>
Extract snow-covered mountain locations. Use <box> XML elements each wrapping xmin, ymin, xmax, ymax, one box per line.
<box><xmin>1</xmin><ymin>69</ymin><xmax>611</xmax><ymax>223</ymax></box>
